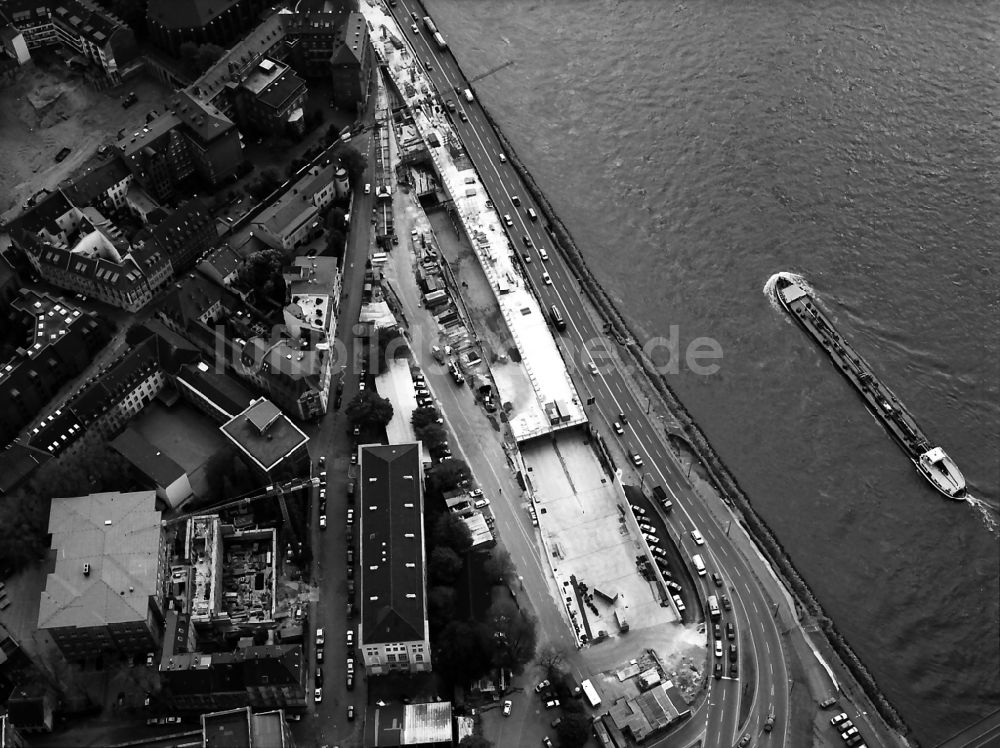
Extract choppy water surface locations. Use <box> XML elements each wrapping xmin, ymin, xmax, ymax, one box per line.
<box><xmin>426</xmin><ymin>1</ymin><xmax>1000</xmax><ymax>743</ymax></box>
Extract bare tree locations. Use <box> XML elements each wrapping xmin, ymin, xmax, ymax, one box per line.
<box><xmin>537</xmin><ymin>643</ymin><xmax>567</xmax><ymax>677</ymax></box>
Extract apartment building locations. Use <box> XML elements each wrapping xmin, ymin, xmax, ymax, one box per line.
<box><xmin>251</xmin><ymin>162</ymin><xmax>338</xmax><ymax>251</ymax></box>
<box><xmin>146</xmin><ymin>0</ymin><xmax>270</xmax><ymax>57</ymax></box>
<box><xmin>118</xmin><ymin>92</ymin><xmax>243</xmax><ymax>201</ymax></box>
<box><xmin>2</xmin><ymin>0</ymin><xmax>138</xmax><ymax>84</ymax></box>
<box><xmin>358</xmin><ymin>443</ymin><xmax>432</xmax><ymax>676</ymax></box>
<box><xmin>0</xmin><ymin>289</ymin><xmax>110</xmax><ymax>447</ymax></box>
<box><xmin>12</xmin><ymin>192</ymin><xmax>215</xmax><ymax>312</ymax></box>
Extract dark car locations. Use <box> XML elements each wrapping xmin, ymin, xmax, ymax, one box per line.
<box><xmin>721</xmin><ymin>594</ymin><xmax>732</xmax><ymax>611</ymax></box>
<box><xmin>713</xmin><ymin>662</ymin><xmax>722</xmax><ymax>679</ymax></box>
<box><xmin>315</xmin><ymin>666</ymin><xmax>323</xmax><ymax>687</ymax></box>
<box><xmin>347</xmin><ymin>704</ymin><xmax>355</xmax><ymax>720</ymax></box>
<box><xmin>55</xmin><ymin>147</ymin><xmax>71</xmax><ymax>162</ymax></box>
<box><xmin>712</xmin><ymin>572</ymin><xmax>723</xmax><ymax>587</ymax></box>
<box><xmin>730</xmin><ymin>662</ymin><xmax>738</xmax><ymax>677</ymax></box>
<box><xmin>346</xmin><ymin>673</ymin><xmax>354</xmax><ymax>690</ymax></box>
<box><xmin>727</xmin><ymin>623</ymin><xmax>735</xmax><ymax>641</ymax></box>
<box><xmin>729</xmin><ymin>644</ymin><xmax>738</xmax><ymax>662</ymax></box>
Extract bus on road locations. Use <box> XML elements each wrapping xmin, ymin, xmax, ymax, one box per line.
<box><xmin>580</xmin><ymin>679</ymin><xmax>602</xmax><ymax>708</ymax></box>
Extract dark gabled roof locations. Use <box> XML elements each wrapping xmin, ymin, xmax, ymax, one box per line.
<box><xmin>111</xmin><ymin>428</ymin><xmax>185</xmax><ymax>487</ymax></box>
<box><xmin>147</xmin><ymin>0</ymin><xmax>242</xmax><ymax>30</ymax></box>
<box><xmin>151</xmin><ymin>198</ymin><xmax>212</xmax><ymax>254</ymax></box>
<box><xmin>330</xmin><ymin>12</ymin><xmax>367</xmax><ymax>66</ymax></box>
<box><xmin>25</xmin><ymin>407</ymin><xmax>85</xmax><ymax>456</ymax></box>
<box><xmin>14</xmin><ymin>190</ymin><xmax>75</xmax><ymax>236</ymax></box>
<box><xmin>60</xmin><ymin>159</ymin><xmax>132</xmax><ymax>205</ymax></box>
<box><xmin>157</xmin><ymin>273</ymin><xmax>226</xmax><ymax>330</ymax></box>
<box><xmin>129</xmin><ymin>320</ymin><xmax>201</xmax><ymax>374</ymax></box>
<box><xmin>360</xmin><ymin>443</ymin><xmax>427</xmax><ymax>645</ymax></box>
<box><xmin>176</xmin><ymin>362</ymin><xmax>254</xmax><ymax>419</ymax></box>
<box><xmin>0</xmin><ymin>442</ymin><xmax>53</xmax><ymax>496</ymax></box>
<box><xmin>169</xmin><ymin>91</ymin><xmax>234</xmax><ymax>144</ymax></box>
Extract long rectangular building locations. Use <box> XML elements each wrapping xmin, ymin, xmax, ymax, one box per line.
<box><xmin>358</xmin><ymin>443</ymin><xmax>431</xmax><ymax>676</ymax></box>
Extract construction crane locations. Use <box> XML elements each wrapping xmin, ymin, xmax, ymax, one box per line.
<box><xmin>162</xmin><ymin>476</ymin><xmax>318</xmax><ymax>533</ymax></box>
<box><xmin>469</xmin><ymin>59</ymin><xmax>516</xmax><ymax>84</ymax></box>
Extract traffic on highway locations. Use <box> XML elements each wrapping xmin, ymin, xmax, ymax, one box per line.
<box><xmin>386</xmin><ymin>2</ymin><xmax>793</xmax><ymax>746</ymax></box>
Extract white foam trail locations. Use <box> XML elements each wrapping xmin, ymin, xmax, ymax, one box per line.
<box><xmin>965</xmin><ymin>495</ymin><xmax>1000</xmax><ymax>536</ymax></box>
<box><xmin>763</xmin><ymin>270</ymin><xmax>812</xmax><ymax>313</ymax></box>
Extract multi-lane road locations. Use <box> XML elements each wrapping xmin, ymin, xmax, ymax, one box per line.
<box><xmin>388</xmin><ymin>3</ymin><xmax>794</xmax><ymax>746</ymax></box>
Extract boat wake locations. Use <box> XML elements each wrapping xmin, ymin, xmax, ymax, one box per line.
<box><xmin>763</xmin><ymin>271</ymin><xmax>812</xmax><ymax>313</ymax></box>
<box><xmin>966</xmin><ymin>495</ymin><xmax>1000</xmax><ymax>536</ymax></box>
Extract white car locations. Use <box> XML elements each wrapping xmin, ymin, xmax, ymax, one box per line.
<box><xmin>498</xmin><ymin>153</ymin><xmax>507</xmax><ymax>162</ymax></box>
<box><xmin>503</xmin><ymin>214</ymin><xmax>513</xmax><ymax>226</ymax></box>
<box><xmin>588</xmin><ymin>361</ymin><xmax>598</xmax><ymax>375</ymax></box>
<box><xmin>410</xmin><ymin>23</ymin><xmax>418</xmax><ymax>33</ymax></box>
<box><xmin>314</xmin><ymin>687</ymin><xmax>323</xmax><ymax>703</ymax></box>
<box><xmin>613</xmin><ymin>421</ymin><xmax>624</xmax><ymax>435</ymax></box>
<box><xmin>364</xmin><ymin>183</ymin><xmax>371</xmax><ymax>194</ymax></box>
<box><xmin>502</xmin><ymin>699</ymin><xmax>512</xmax><ymax>716</ymax></box>
<box><xmin>539</xmin><ymin>248</ymin><xmax>549</xmax><ymax>261</ymax></box>
<box><xmin>316</xmin><ymin>628</ymin><xmax>325</xmax><ymax>646</ymax></box>
<box><xmin>630</xmin><ymin>452</ymin><xmax>643</xmax><ymax>467</ymax></box>
<box><xmin>473</xmin><ymin>498</ymin><xmax>490</xmax><ymax>509</ymax></box>
<box><xmin>691</xmin><ymin>529</ymin><xmax>705</xmax><ymax>545</ymax></box>
<box><xmin>715</xmin><ymin>640</ymin><xmax>723</xmax><ymax>658</ymax></box>
<box><xmin>831</xmin><ymin>713</ymin><xmax>849</xmax><ymax>726</ymax></box>
<box><xmin>319</xmin><ymin>515</ymin><xmax>327</xmax><ymax>530</ymax></box>
<box><xmin>542</xmin><ymin>271</ymin><xmax>552</xmax><ymax>285</ymax></box>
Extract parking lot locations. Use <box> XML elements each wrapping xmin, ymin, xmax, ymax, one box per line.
<box><xmin>0</xmin><ymin>63</ymin><xmax>173</xmax><ymax>219</ymax></box>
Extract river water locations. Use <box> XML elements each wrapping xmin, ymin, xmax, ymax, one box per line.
<box><xmin>425</xmin><ymin>1</ymin><xmax>1000</xmax><ymax>744</ymax></box>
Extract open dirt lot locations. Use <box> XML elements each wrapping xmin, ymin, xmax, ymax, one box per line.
<box><xmin>0</xmin><ymin>64</ymin><xmax>173</xmax><ymax>219</ymax></box>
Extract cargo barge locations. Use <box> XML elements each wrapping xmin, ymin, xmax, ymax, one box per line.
<box><xmin>776</xmin><ymin>276</ymin><xmax>966</xmax><ymax>500</ymax></box>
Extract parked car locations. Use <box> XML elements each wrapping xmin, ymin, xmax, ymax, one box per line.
<box><xmin>535</xmin><ymin>679</ymin><xmax>550</xmax><ymax>693</ymax></box>
<box><xmin>316</xmin><ymin>628</ymin><xmax>325</xmax><ymax>645</ymax></box>
<box><xmin>347</xmin><ymin>704</ymin><xmax>355</xmax><ymax>720</ymax></box>
<box><xmin>319</xmin><ymin>515</ymin><xmax>327</xmax><ymax>529</ymax></box>
<box><xmin>315</xmin><ymin>666</ymin><xmax>323</xmax><ymax>687</ymax></box>
<box><xmin>347</xmin><ymin>673</ymin><xmax>354</xmax><ymax>690</ymax></box>
<box><xmin>831</xmin><ymin>713</ymin><xmax>849</xmax><ymax>726</ymax></box>
<box><xmin>316</xmin><ymin>648</ymin><xmax>324</xmax><ymax>663</ymax></box>
<box><xmin>544</xmin><ymin>699</ymin><xmax>560</xmax><ymax>710</ymax></box>
<box><xmin>314</xmin><ymin>687</ymin><xmax>322</xmax><ymax>703</ymax></box>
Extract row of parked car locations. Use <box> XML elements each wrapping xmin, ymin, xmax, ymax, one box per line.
<box><xmin>831</xmin><ymin>712</ymin><xmax>869</xmax><ymax>747</ymax></box>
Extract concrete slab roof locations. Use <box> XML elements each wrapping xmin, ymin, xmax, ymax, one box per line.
<box><xmin>220</xmin><ymin>398</ymin><xmax>308</xmax><ymax>473</ymax></box>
